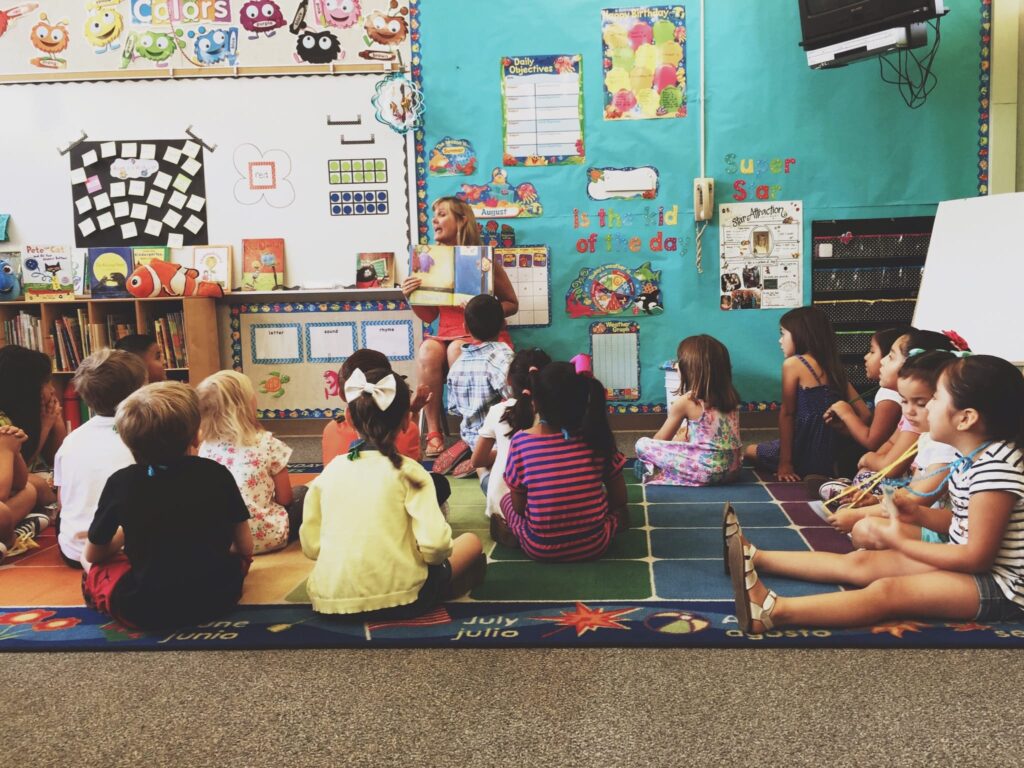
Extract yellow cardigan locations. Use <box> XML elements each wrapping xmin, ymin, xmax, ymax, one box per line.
<box><xmin>300</xmin><ymin>450</ymin><xmax>453</xmax><ymax>614</ymax></box>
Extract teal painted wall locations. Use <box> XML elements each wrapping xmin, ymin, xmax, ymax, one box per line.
<box><xmin>418</xmin><ymin>0</ymin><xmax>982</xmax><ymax>406</ymax></box>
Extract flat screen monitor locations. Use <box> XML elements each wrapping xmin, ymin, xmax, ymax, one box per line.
<box><xmin>798</xmin><ymin>0</ymin><xmax>939</xmax><ymax>49</ymax></box>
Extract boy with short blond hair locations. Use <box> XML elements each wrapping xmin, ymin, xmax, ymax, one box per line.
<box><xmin>84</xmin><ymin>381</ymin><xmax>253</xmax><ymax>630</ymax></box>
<box><xmin>53</xmin><ymin>349</ymin><xmax>147</xmax><ymax>567</ymax></box>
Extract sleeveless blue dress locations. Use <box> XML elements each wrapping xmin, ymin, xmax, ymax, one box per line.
<box><xmin>756</xmin><ymin>355</ymin><xmax>841</xmax><ymax>477</ymax></box>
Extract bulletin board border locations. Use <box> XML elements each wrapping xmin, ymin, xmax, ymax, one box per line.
<box><xmin>231</xmin><ymin>300</ymin><xmax>412</xmax><ymax>420</ymax></box>
<box><xmin>976</xmin><ymin>0</ymin><xmax>992</xmax><ymax>195</ymax></box>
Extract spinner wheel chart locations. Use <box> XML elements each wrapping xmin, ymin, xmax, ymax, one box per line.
<box><xmin>588</xmin><ymin>267</ymin><xmax>639</xmax><ymax>314</ymax></box>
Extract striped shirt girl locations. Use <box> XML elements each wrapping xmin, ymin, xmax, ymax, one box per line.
<box><xmin>501</xmin><ymin>431</ymin><xmax>626</xmax><ymax>561</ymax></box>
<box><xmin>948</xmin><ymin>441</ymin><xmax>1024</xmax><ymax>608</ymax></box>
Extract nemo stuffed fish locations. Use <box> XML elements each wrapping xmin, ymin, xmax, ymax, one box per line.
<box><xmin>126</xmin><ymin>260</ymin><xmax>224</xmax><ymax>298</ymax></box>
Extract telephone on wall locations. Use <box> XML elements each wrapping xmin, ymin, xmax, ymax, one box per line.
<box><xmin>694</xmin><ymin>177</ymin><xmax>715</xmax><ymax>222</ymax></box>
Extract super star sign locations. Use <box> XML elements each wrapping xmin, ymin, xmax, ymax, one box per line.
<box><xmin>531</xmin><ymin>602</ymin><xmax>638</xmax><ymax>638</ymax></box>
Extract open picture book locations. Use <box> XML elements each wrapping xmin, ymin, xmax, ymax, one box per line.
<box><xmin>407</xmin><ymin>245</ymin><xmax>494</xmax><ymax>306</ymax></box>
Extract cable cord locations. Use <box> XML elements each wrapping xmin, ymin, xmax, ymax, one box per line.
<box><xmin>877</xmin><ymin>18</ymin><xmax>942</xmax><ymax>109</ymax></box>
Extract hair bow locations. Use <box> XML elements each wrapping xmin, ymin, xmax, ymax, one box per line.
<box><xmin>343</xmin><ymin>369</ymin><xmax>397</xmax><ymax>411</ymax></box>
<box><xmin>907</xmin><ymin>348</ymin><xmax>926</xmax><ymax>358</ymax></box>
<box><xmin>941</xmin><ymin>330</ymin><xmax>970</xmax><ymax>352</ymax></box>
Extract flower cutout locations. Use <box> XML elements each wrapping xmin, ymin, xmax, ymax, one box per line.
<box><xmin>0</xmin><ymin>609</ymin><xmax>56</xmax><ymax>625</ymax></box>
<box><xmin>233</xmin><ymin>144</ymin><xmax>295</xmax><ymax>208</ymax></box>
<box><xmin>32</xmin><ymin>617</ymin><xmax>82</xmax><ymax>632</ymax></box>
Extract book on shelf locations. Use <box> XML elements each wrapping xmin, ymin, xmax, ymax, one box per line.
<box><xmin>241</xmin><ymin>239</ymin><xmax>286</xmax><ymax>291</ymax></box>
<box><xmin>193</xmin><ymin>245</ymin><xmax>231</xmax><ymax>291</ymax></box>
<box><xmin>23</xmin><ymin>245</ymin><xmax>75</xmax><ymax>301</ymax></box>
<box><xmin>133</xmin><ymin>247</ymin><xmax>169</xmax><ymax>269</ymax></box>
<box><xmin>151</xmin><ymin>310</ymin><xmax>187</xmax><ymax>368</ymax></box>
<box><xmin>104</xmin><ymin>313</ymin><xmax>135</xmax><ymax>349</ymax></box>
<box><xmin>4</xmin><ymin>312</ymin><xmax>43</xmax><ymax>352</ymax></box>
<box><xmin>0</xmin><ymin>251</ymin><xmax>23</xmax><ymax>301</ymax></box>
<box><xmin>88</xmin><ymin>247</ymin><xmax>134</xmax><ymax>299</ymax></box>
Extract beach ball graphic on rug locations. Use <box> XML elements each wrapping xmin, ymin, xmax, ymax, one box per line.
<box><xmin>643</xmin><ymin>611</ymin><xmax>710</xmax><ymax>635</ymax></box>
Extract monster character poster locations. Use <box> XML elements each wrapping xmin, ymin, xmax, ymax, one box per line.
<box><xmin>68</xmin><ymin>139</ymin><xmax>209</xmax><ymax>249</ymax></box>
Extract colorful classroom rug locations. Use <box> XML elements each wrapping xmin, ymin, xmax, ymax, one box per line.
<box><xmin>2</xmin><ymin>466</ymin><xmax>1021</xmax><ymax>651</ymax></box>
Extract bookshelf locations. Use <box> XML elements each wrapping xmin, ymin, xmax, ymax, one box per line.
<box><xmin>0</xmin><ymin>297</ymin><xmax>219</xmax><ymax>385</ymax></box>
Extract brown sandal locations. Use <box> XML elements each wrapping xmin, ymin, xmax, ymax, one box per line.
<box><xmin>424</xmin><ymin>431</ymin><xmax>445</xmax><ymax>459</ymax></box>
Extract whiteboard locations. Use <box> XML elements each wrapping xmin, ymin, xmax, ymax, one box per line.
<box><xmin>914</xmin><ymin>192</ymin><xmax>1024</xmax><ymax>363</ymax></box>
<box><xmin>0</xmin><ymin>74</ymin><xmax>415</xmax><ymax>288</ymax></box>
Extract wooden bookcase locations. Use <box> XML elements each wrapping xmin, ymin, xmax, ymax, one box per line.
<box><xmin>0</xmin><ymin>296</ymin><xmax>219</xmax><ymax>386</ymax></box>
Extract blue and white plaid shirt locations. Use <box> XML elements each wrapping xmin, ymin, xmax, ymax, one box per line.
<box><xmin>446</xmin><ymin>341</ymin><xmax>513</xmax><ymax>447</ymax></box>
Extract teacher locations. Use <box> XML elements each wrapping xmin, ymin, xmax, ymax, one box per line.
<box><xmin>401</xmin><ymin>197</ymin><xmax>518</xmax><ymax>458</ymax></box>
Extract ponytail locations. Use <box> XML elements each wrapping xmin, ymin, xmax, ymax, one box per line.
<box><xmin>580</xmin><ymin>376</ymin><xmax>616</xmax><ymax>458</ymax></box>
<box><xmin>533</xmin><ymin>362</ymin><xmax>617</xmax><ymax>458</ymax></box>
<box><xmin>502</xmin><ymin>348</ymin><xmax>552</xmax><ymax>436</ymax></box>
<box><xmin>345</xmin><ymin>367</ymin><xmax>424</xmax><ymax>490</ymax></box>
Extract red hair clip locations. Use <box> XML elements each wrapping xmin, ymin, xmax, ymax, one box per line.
<box><xmin>570</xmin><ymin>353</ymin><xmax>593</xmax><ymax>378</ymax></box>
<box><xmin>942</xmin><ymin>330</ymin><xmax>970</xmax><ymax>352</ymax></box>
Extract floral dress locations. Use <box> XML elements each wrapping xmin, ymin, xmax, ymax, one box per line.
<box><xmin>635</xmin><ymin>404</ymin><xmax>742</xmax><ymax>486</ymax></box>
<box><xmin>199</xmin><ymin>430</ymin><xmax>292</xmax><ymax>554</ymax></box>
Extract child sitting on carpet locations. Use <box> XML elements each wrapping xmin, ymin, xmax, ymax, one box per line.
<box><xmin>828</xmin><ymin>350</ymin><xmax>958</xmax><ymax>542</ymax></box>
<box><xmin>441</xmin><ymin>294</ymin><xmax>514</xmax><ymax>478</ymax></box>
<box><xmin>198</xmin><ymin>370</ymin><xmax>307</xmax><ymax>555</ymax></box>
<box><xmin>822</xmin><ymin>327</ymin><xmax>908</xmax><ymax>452</ymax></box>
<box><xmin>634</xmin><ymin>335</ymin><xmax>742</xmax><ymax>487</ymax></box>
<box><xmin>0</xmin><ymin>344</ymin><xmax>68</xmax><ymax>509</ymax></box>
<box><xmin>321</xmin><ymin>349</ymin><xmax>429</xmax><ymax>464</ymax></box>
<box><xmin>744</xmin><ymin>307</ymin><xmax>867</xmax><ymax>482</ymax></box>
<box><xmin>0</xmin><ymin>424</ymin><xmax>36</xmax><ymax>563</ymax></box>
<box><xmin>471</xmin><ymin>347</ymin><xmax>552</xmax><ymax>543</ymax></box>
<box><xmin>115</xmin><ymin>334</ymin><xmax>167</xmax><ymax>383</ymax></box>
<box><xmin>818</xmin><ymin>330</ymin><xmax>964</xmax><ymax>505</ymax></box>
<box><xmin>725</xmin><ymin>354</ymin><xmax>1024</xmax><ymax>632</ymax></box>
<box><xmin>497</xmin><ymin>361</ymin><xmax>628</xmax><ymax>561</ymax></box>
<box><xmin>53</xmin><ymin>349</ymin><xmax>147</xmax><ymax>568</ymax></box>
<box><xmin>322</xmin><ymin>349</ymin><xmax>450</xmax><ymax>513</ymax></box>
<box><xmin>300</xmin><ymin>368</ymin><xmax>485</xmax><ymax>618</ymax></box>
<box><xmin>84</xmin><ymin>382</ymin><xmax>253</xmax><ymax>630</ymax></box>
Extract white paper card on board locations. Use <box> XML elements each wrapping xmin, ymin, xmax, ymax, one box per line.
<box><xmin>110</xmin><ymin>182</ymin><xmax>126</xmax><ymax>198</ymax></box>
<box><xmin>164</xmin><ymin>147</ymin><xmax>182</xmax><ymax>164</ymax></box>
<box><xmin>307</xmin><ymin>325</ymin><xmax>356</xmax><ymax>361</ymax></box>
<box><xmin>147</xmin><ymin>190</ymin><xmax>166</xmax><ymax>208</ymax></box>
<box><xmin>168</xmin><ymin>191</ymin><xmax>187</xmax><ymax>209</ymax></box>
<box><xmin>144</xmin><ymin>219</ymin><xmax>163</xmax><ymax>237</ymax></box>
<box><xmin>364</xmin><ymin>322</ymin><xmax>413</xmax><ymax>359</ymax></box>
<box><xmin>120</xmin><ymin>222</ymin><xmax>138</xmax><ymax>239</ymax></box>
<box><xmin>121</xmin><ymin>143</ymin><xmax>138</xmax><ymax>158</ymax></box>
<box><xmin>92</xmin><ymin>193</ymin><xmax>111</xmax><ymax>210</ymax></box>
<box><xmin>75</xmin><ymin>197</ymin><xmax>92</xmax><ymax>215</ymax></box>
<box><xmin>172</xmin><ymin>174</ymin><xmax>193</xmax><ymax>193</ymax></box>
<box><xmin>140</xmin><ymin>144</ymin><xmax>157</xmax><ymax>160</ymax></box>
<box><xmin>78</xmin><ymin>218</ymin><xmax>97</xmax><ymax>237</ymax></box>
<box><xmin>128</xmin><ymin>180</ymin><xmax>146</xmax><ymax>197</ymax></box>
<box><xmin>81</xmin><ymin>150</ymin><xmax>99</xmax><ymax>167</ymax></box>
<box><xmin>163</xmin><ymin>209</ymin><xmax>183</xmax><ymax>228</ymax></box>
<box><xmin>113</xmin><ymin>201</ymin><xmax>130</xmax><ymax>218</ymax></box>
<box><xmin>130</xmin><ymin>203</ymin><xmax>148</xmax><ymax>220</ymax></box>
<box><xmin>167</xmin><ymin>233</ymin><xmax>185</xmax><ymax>248</ymax></box>
<box><xmin>153</xmin><ymin>172</ymin><xmax>172</xmax><ymax>190</ymax></box>
<box><xmin>183</xmin><ymin>215</ymin><xmax>203</xmax><ymax>235</ymax></box>
<box><xmin>70</xmin><ymin>168</ymin><xmax>87</xmax><ymax>185</ymax></box>
<box><xmin>182</xmin><ymin>158</ymin><xmax>202</xmax><ymax>176</ymax></box>
<box><xmin>182</xmin><ymin>141</ymin><xmax>201</xmax><ymax>159</ymax></box>
<box><xmin>253</xmin><ymin>325</ymin><xmax>301</xmax><ymax>363</ymax></box>
<box><xmin>186</xmin><ymin>195</ymin><xmax>205</xmax><ymax>212</ymax></box>
<box><xmin>97</xmin><ymin>212</ymin><xmax>115</xmax><ymax>230</ymax></box>
<box><xmin>100</xmin><ymin>142</ymin><xmax>117</xmax><ymax>158</ymax></box>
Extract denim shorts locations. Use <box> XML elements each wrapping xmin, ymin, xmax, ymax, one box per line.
<box><xmin>973</xmin><ymin>573</ymin><xmax>1024</xmax><ymax>622</ymax></box>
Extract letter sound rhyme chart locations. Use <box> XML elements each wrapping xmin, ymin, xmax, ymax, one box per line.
<box><xmin>501</xmin><ymin>55</ymin><xmax>585</xmax><ymax>166</ymax></box>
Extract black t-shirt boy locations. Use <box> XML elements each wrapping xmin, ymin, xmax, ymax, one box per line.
<box><xmin>88</xmin><ymin>456</ymin><xmax>250</xmax><ymax>630</ymax></box>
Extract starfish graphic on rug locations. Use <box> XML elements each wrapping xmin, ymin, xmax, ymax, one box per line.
<box><xmin>531</xmin><ymin>602</ymin><xmax>639</xmax><ymax>638</ymax></box>
<box><xmin>947</xmin><ymin>622</ymin><xmax>992</xmax><ymax>633</ymax></box>
<box><xmin>870</xmin><ymin>620</ymin><xmax>931</xmax><ymax>638</ymax></box>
